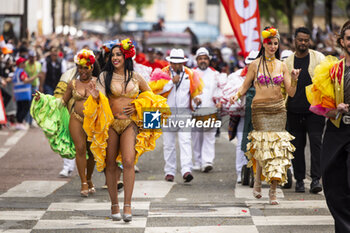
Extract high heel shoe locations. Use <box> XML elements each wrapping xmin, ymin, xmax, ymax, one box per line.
<box><xmin>269</xmin><ymin>188</ymin><xmax>279</xmax><ymax>205</ymax></box>
<box><xmin>253</xmin><ymin>181</ymin><xmax>262</xmax><ymax>199</ymax></box>
<box><xmin>111</xmin><ymin>204</ymin><xmax>122</xmax><ymax>221</ymax></box>
<box><xmin>80</xmin><ymin>182</ymin><xmax>89</xmax><ymax>197</ymax></box>
<box><xmin>87</xmin><ymin>180</ymin><xmax>96</xmax><ymax>194</ymax></box>
<box><xmin>123</xmin><ymin>204</ymin><xmax>132</xmax><ymax>222</ymax></box>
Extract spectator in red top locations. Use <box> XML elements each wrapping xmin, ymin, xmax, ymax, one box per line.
<box><xmin>155</xmin><ymin>49</ymin><xmax>169</xmax><ymax>67</ymax></box>
<box><xmin>134</xmin><ymin>47</ymin><xmax>146</xmax><ymax>64</ymax></box>
<box><xmin>142</xmin><ymin>47</ymin><xmax>164</xmax><ymax>71</ymax></box>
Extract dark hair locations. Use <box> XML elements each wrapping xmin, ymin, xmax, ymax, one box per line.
<box><xmin>337</xmin><ymin>20</ymin><xmax>350</xmax><ymax>49</ymax></box>
<box><xmin>256</xmin><ymin>26</ymin><xmax>281</xmax><ymax>86</ymax></box>
<box><xmin>294</xmin><ymin>27</ymin><xmax>311</xmax><ymax>38</ymax></box>
<box><xmin>97</xmin><ymin>49</ymin><xmax>110</xmax><ymax>70</ymax></box>
<box><xmin>101</xmin><ymin>45</ymin><xmax>134</xmax><ymax>97</ymax></box>
<box><xmin>92</xmin><ymin>60</ymin><xmax>101</xmax><ymax>77</ymax></box>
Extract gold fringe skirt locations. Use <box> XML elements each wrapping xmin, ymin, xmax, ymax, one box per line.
<box><xmin>246</xmin><ymin>98</ymin><xmax>295</xmax><ymax>185</ymax></box>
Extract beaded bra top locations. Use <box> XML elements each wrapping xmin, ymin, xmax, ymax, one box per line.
<box><xmin>256</xmin><ymin>72</ymin><xmax>284</xmax><ymax>86</ymax></box>
<box><xmin>256</xmin><ymin>61</ymin><xmax>284</xmax><ymax>86</ymax></box>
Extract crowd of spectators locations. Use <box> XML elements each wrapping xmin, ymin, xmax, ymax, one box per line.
<box><xmin>0</xmin><ymin>23</ymin><xmax>344</xmax><ymax>130</ymax></box>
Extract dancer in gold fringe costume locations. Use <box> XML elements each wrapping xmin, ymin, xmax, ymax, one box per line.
<box><xmin>230</xmin><ymin>27</ymin><xmax>300</xmax><ymax>205</ymax></box>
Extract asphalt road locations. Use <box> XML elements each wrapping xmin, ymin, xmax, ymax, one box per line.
<box><xmin>0</xmin><ymin>125</ymin><xmax>334</xmax><ymax>233</ymax></box>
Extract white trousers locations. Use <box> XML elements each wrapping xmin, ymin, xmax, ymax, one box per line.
<box><xmin>163</xmin><ymin>130</ymin><xmax>192</xmax><ymax>176</ymax></box>
<box><xmin>63</xmin><ymin>158</ymin><xmax>75</xmax><ymax>171</ymax></box>
<box><xmin>192</xmin><ymin>127</ymin><xmax>216</xmax><ymax>167</ymax></box>
<box><xmin>235</xmin><ymin>117</ymin><xmax>247</xmax><ymax>176</ymax></box>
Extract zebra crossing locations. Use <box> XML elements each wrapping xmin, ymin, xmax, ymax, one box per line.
<box><xmin>0</xmin><ymin>179</ymin><xmax>334</xmax><ymax>233</ymax></box>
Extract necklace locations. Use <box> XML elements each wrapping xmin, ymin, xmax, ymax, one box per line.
<box><xmin>265</xmin><ymin>56</ymin><xmax>275</xmax><ymax>62</ymax></box>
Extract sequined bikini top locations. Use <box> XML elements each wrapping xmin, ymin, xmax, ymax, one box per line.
<box><xmin>256</xmin><ymin>72</ymin><xmax>284</xmax><ymax>86</ymax></box>
<box><xmin>110</xmin><ymin>73</ymin><xmax>139</xmax><ymax>99</ymax></box>
<box><xmin>72</xmin><ymin>79</ymin><xmax>88</xmax><ymax>101</ymax></box>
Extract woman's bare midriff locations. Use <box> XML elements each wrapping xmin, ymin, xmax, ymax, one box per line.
<box><xmin>110</xmin><ymin>97</ymin><xmax>134</xmax><ymax>119</ymax></box>
<box><xmin>73</xmin><ymin>100</ymin><xmax>85</xmax><ymax>117</ymax></box>
<box><xmin>253</xmin><ymin>84</ymin><xmax>284</xmax><ymax>101</ymax></box>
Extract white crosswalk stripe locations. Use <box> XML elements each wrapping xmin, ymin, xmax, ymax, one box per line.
<box><xmin>0</xmin><ymin>179</ymin><xmax>333</xmax><ymax>232</ymax></box>
<box><xmin>33</xmin><ymin>219</ymin><xmax>148</xmax><ymax>230</ymax></box>
<box><xmin>0</xmin><ymin>181</ymin><xmax>67</xmax><ymax>198</ymax></box>
<box><xmin>144</xmin><ymin>226</ymin><xmax>259</xmax><ymax>233</ymax></box>
<box><xmin>47</xmin><ymin>201</ymin><xmax>151</xmax><ymax>211</ymax></box>
<box><xmin>148</xmin><ymin>206</ymin><xmax>250</xmax><ymax>218</ymax></box>
<box><xmin>252</xmin><ymin>215</ymin><xmax>334</xmax><ymax>226</ymax></box>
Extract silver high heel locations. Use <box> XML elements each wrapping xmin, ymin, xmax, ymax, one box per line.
<box><xmin>269</xmin><ymin>188</ymin><xmax>279</xmax><ymax>205</ymax></box>
<box><xmin>111</xmin><ymin>204</ymin><xmax>122</xmax><ymax>221</ymax></box>
<box><xmin>123</xmin><ymin>204</ymin><xmax>132</xmax><ymax>222</ymax></box>
<box><xmin>253</xmin><ymin>181</ymin><xmax>262</xmax><ymax>199</ymax></box>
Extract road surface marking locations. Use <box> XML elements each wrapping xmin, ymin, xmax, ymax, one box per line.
<box><xmin>148</xmin><ymin>206</ymin><xmax>250</xmax><ymax>218</ymax></box>
<box><xmin>245</xmin><ymin>200</ymin><xmax>328</xmax><ymax>209</ymax></box>
<box><xmin>0</xmin><ymin>210</ymin><xmax>45</xmax><ymax>220</ymax></box>
<box><xmin>119</xmin><ymin>180</ymin><xmax>174</xmax><ymax>198</ymax></box>
<box><xmin>144</xmin><ymin>226</ymin><xmax>259</xmax><ymax>233</ymax></box>
<box><xmin>33</xmin><ymin>218</ymin><xmax>147</xmax><ymax>229</ymax></box>
<box><xmin>0</xmin><ymin>130</ymin><xmax>27</xmax><ymax>159</ymax></box>
<box><xmin>0</xmin><ymin>230</ymin><xmax>31</xmax><ymax>233</ymax></box>
<box><xmin>0</xmin><ymin>181</ymin><xmax>67</xmax><ymax>198</ymax></box>
<box><xmin>252</xmin><ymin>215</ymin><xmax>334</xmax><ymax>226</ymax></box>
<box><xmin>47</xmin><ymin>201</ymin><xmax>150</xmax><ymax>211</ymax></box>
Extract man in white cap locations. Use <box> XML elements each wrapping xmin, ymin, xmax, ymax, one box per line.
<box><xmin>192</xmin><ymin>47</ymin><xmax>222</xmax><ymax>172</ymax></box>
<box><xmin>151</xmin><ymin>48</ymin><xmax>203</xmax><ymax>183</ymax></box>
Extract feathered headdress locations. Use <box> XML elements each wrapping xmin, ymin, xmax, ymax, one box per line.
<box><xmin>101</xmin><ymin>39</ymin><xmax>119</xmax><ymax>53</ymax></box>
<box><xmin>74</xmin><ymin>49</ymin><xmax>96</xmax><ymax>68</ymax></box>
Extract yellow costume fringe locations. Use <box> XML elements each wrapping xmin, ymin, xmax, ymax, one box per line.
<box><xmin>83</xmin><ymin>91</ymin><xmax>170</xmax><ymax>172</ymax></box>
<box><xmin>306</xmin><ymin>56</ymin><xmax>338</xmax><ymax>111</ymax></box>
<box><xmin>246</xmin><ymin>98</ymin><xmax>295</xmax><ymax>185</ymax></box>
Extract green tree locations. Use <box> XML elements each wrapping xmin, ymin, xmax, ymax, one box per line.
<box><xmin>259</xmin><ymin>0</ymin><xmax>304</xmax><ymax>36</ymax></box>
<box><xmin>76</xmin><ymin>0</ymin><xmax>153</xmax><ymax>32</ymax></box>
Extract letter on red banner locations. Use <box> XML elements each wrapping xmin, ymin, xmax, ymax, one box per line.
<box><xmin>221</xmin><ymin>0</ymin><xmax>261</xmax><ymax>55</ymax></box>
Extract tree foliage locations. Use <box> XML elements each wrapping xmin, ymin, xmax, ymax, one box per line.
<box><xmin>259</xmin><ymin>0</ymin><xmax>304</xmax><ymax>36</ymax></box>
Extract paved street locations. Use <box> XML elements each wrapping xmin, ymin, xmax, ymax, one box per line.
<box><xmin>0</xmin><ymin>126</ymin><xmax>334</xmax><ymax>233</ymax></box>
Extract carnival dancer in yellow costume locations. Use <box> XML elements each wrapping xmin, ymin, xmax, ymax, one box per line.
<box><xmin>31</xmin><ymin>49</ymin><xmax>98</xmax><ymax>197</ymax></box>
<box><xmin>230</xmin><ymin>27</ymin><xmax>300</xmax><ymax>205</ymax></box>
<box><xmin>83</xmin><ymin>38</ymin><xmax>169</xmax><ymax>222</ymax></box>
<box><xmin>306</xmin><ymin>20</ymin><xmax>350</xmax><ymax>233</ymax></box>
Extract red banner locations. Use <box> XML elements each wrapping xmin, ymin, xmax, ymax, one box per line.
<box><xmin>221</xmin><ymin>0</ymin><xmax>261</xmax><ymax>56</ymax></box>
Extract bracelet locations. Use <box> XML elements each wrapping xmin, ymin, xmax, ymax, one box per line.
<box><xmin>291</xmin><ymin>79</ymin><xmax>298</xmax><ymax>87</ymax></box>
<box><xmin>236</xmin><ymin>91</ymin><xmax>242</xmax><ymax>99</ymax></box>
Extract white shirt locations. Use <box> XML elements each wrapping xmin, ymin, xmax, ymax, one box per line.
<box><xmin>41</xmin><ymin>58</ymin><xmax>67</xmax><ymax>74</ymax></box>
<box><xmin>194</xmin><ymin>67</ymin><xmax>219</xmax><ymax>108</ymax></box>
<box><xmin>160</xmin><ymin>67</ymin><xmax>191</xmax><ymax>112</ymax></box>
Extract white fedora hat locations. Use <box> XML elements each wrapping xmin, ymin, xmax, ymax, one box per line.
<box><xmin>166</xmin><ymin>49</ymin><xmax>188</xmax><ymax>63</ymax></box>
<box><xmin>195</xmin><ymin>47</ymin><xmax>212</xmax><ymax>60</ymax></box>
<box><xmin>245</xmin><ymin>50</ymin><xmax>259</xmax><ymax>64</ymax></box>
